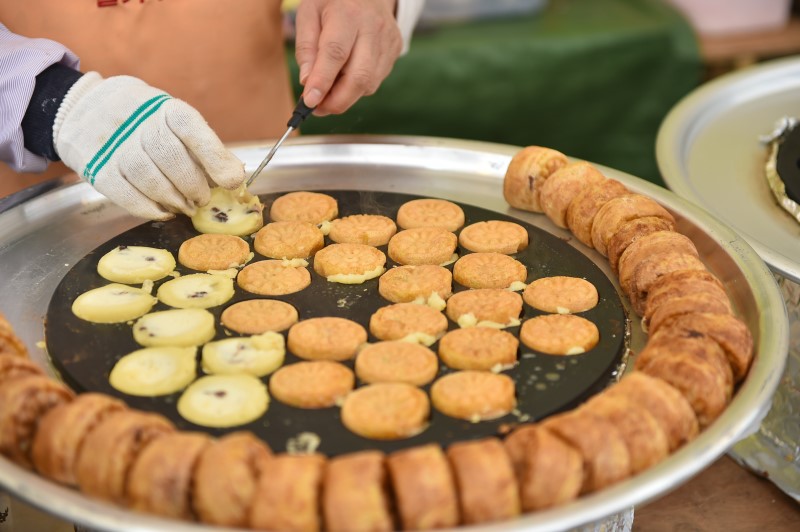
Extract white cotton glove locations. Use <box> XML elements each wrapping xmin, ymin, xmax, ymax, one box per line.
<box><xmin>53</xmin><ymin>72</ymin><xmax>245</xmax><ymax>220</ymax></box>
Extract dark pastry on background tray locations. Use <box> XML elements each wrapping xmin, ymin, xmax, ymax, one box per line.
<box><xmin>127</xmin><ymin>432</ymin><xmax>212</xmax><ymax>519</ymax></box>
<box><xmin>431</xmin><ymin>370</ymin><xmax>516</xmax><ymax>421</ymax></box>
<box><xmin>388</xmin><ymin>227</ymin><xmax>458</xmax><ymax>266</ymax></box>
<box><xmin>355</xmin><ymin>341</ymin><xmax>438</xmax><ymax>386</ymax></box>
<box><xmin>249</xmin><ymin>453</ymin><xmax>327</xmax><ymax>532</ymax></box>
<box><xmin>32</xmin><ymin>393</ymin><xmax>126</xmax><ymax>486</ymax></box>
<box><xmin>269</xmin><ymin>361</ymin><xmax>354</xmax><ymax>408</ymax></box>
<box><xmin>0</xmin><ymin>354</ymin><xmax>44</xmax><ymax>386</ymax></box>
<box><xmin>458</xmin><ymin>220</ymin><xmax>529</xmax><ymax>254</ymax></box>
<box><xmin>503</xmin><ymin>145</ymin><xmax>569</xmax><ymax>213</ymax></box>
<box><xmin>369</xmin><ymin>302</ymin><xmax>448</xmax><ymax>346</ymax></box>
<box><xmin>341</xmin><ymin>382</ymin><xmax>430</xmax><ymax>440</ymax></box>
<box><xmin>438</xmin><ymin>328</ymin><xmax>518</xmax><ymax>371</ymax></box>
<box><xmin>288</xmin><ymin>317</ymin><xmax>367</xmax><ymax>361</ymax></box>
<box><xmin>452</xmin><ymin>252</ymin><xmax>527</xmax><ymax>290</ymax></box>
<box><xmin>606</xmin><ymin>373</ymin><xmax>699</xmax><ymax>451</ymax></box>
<box><xmin>313</xmin><ymin>242</ymin><xmax>386</xmax><ymax>283</ymax></box>
<box><xmin>396</xmin><ymin>198</ymin><xmax>465</xmax><ymax>232</ymax></box>
<box><xmin>590</xmin><ymin>194</ymin><xmax>675</xmax><ymax>257</ymax></box>
<box><xmin>542</xmin><ymin>410</ymin><xmax>631</xmax><ymax>493</ymax></box>
<box><xmin>606</xmin><ymin>216</ymin><xmax>676</xmax><ymax>274</ymax></box>
<box><xmin>523</xmin><ymin>276</ymin><xmax>598</xmax><ymax>314</ymax></box>
<box><xmin>329</xmin><ymin>213</ymin><xmax>397</xmax><ymax>246</ymax></box>
<box><xmin>192</xmin><ymin>431</ymin><xmax>272</xmax><ymax>527</ymax></box>
<box><xmin>254</xmin><ymin>221</ymin><xmax>325</xmax><ymax>259</ymax></box>
<box><xmin>323</xmin><ymin>450</ymin><xmax>393</xmax><ymax>532</ymax></box>
<box><xmin>238</xmin><ymin>259</ymin><xmax>312</xmax><ymax>295</ymax></box>
<box><xmin>74</xmin><ymin>409</ymin><xmax>174</xmax><ymax>504</ymax></box>
<box><xmin>503</xmin><ymin>425</ymin><xmax>583</xmax><ymax>511</ymax></box>
<box><xmin>566</xmin><ymin>178</ymin><xmax>629</xmax><ymax>248</ymax></box>
<box><xmin>635</xmin><ymin>333</ymin><xmax>733</xmax><ymax>427</ymax></box>
<box><xmin>644</xmin><ymin>270</ymin><xmax>731</xmax><ymax>331</ymax></box>
<box><xmin>540</xmin><ymin>161</ymin><xmax>606</xmax><ymax>228</ymax></box>
<box><xmin>269</xmin><ymin>191</ymin><xmax>338</xmax><ymax>225</ymax></box>
<box><xmin>581</xmin><ymin>393</ymin><xmax>669</xmax><ymax>474</ymax></box>
<box><xmin>446</xmin><ymin>437</ymin><xmax>521</xmax><ymax>524</ymax></box>
<box><xmin>387</xmin><ymin>444</ymin><xmax>459</xmax><ymax>530</ymax></box>
<box><xmin>656</xmin><ymin>312</ymin><xmax>753</xmax><ymax>382</ymax></box>
<box><xmin>178</xmin><ymin>233</ymin><xmax>251</xmax><ymax>272</ymax></box>
<box><xmin>445</xmin><ymin>288</ymin><xmax>522</xmax><ymax>328</ymax></box>
<box><xmin>520</xmin><ymin>314</ymin><xmax>599</xmax><ymax>355</ymax></box>
<box><xmin>0</xmin><ymin>375</ymin><xmax>75</xmax><ymax>468</ymax></box>
<box><xmin>0</xmin><ymin>313</ymin><xmax>28</xmax><ymax>357</ymax></box>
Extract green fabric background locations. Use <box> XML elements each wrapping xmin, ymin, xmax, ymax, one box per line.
<box><xmin>286</xmin><ymin>0</ymin><xmax>701</xmax><ymax>185</ymax></box>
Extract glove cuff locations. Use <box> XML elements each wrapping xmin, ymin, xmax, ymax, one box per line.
<box><xmin>52</xmin><ymin>71</ymin><xmax>103</xmax><ymax>157</ymax></box>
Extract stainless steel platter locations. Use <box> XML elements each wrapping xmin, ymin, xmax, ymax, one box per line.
<box><xmin>657</xmin><ymin>58</ymin><xmax>800</xmax><ymax>501</ymax></box>
<box><xmin>0</xmin><ymin>135</ymin><xmax>788</xmax><ymax>531</ymax></box>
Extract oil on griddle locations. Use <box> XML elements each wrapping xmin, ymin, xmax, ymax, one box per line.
<box><xmin>46</xmin><ymin>190</ymin><xmax>627</xmax><ymax>456</ymax></box>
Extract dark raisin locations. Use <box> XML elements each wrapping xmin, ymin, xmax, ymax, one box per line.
<box><xmin>188</xmin><ymin>291</ymin><xmax>208</xmax><ymax>298</ymax></box>
<box><xmin>211</xmin><ymin>207</ymin><xmax>220</xmax><ymax>213</ymax></box>
<box><xmin>214</xmin><ymin>211</ymin><xmax>229</xmax><ymax>222</ymax></box>
<box><xmin>145</xmin><ymin>256</ymin><xmax>156</xmax><ymax>262</ymax></box>
<box><xmin>118</xmin><ymin>245</ymin><xmax>128</xmax><ymax>250</ymax></box>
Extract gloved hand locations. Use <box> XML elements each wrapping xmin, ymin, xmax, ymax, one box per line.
<box><xmin>53</xmin><ymin>73</ymin><xmax>245</xmax><ymax>220</ymax></box>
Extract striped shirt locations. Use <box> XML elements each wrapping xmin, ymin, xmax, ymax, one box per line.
<box><xmin>0</xmin><ymin>23</ymin><xmax>79</xmax><ymax>173</ymax></box>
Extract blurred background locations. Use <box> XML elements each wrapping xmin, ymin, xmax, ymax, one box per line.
<box><xmin>282</xmin><ymin>0</ymin><xmax>799</xmax><ymax>186</ymax></box>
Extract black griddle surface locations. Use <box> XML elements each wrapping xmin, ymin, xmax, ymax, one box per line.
<box><xmin>46</xmin><ymin>190</ymin><xmax>627</xmax><ymax>456</ymax></box>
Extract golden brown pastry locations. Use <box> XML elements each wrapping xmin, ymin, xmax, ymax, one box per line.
<box><xmin>0</xmin><ymin>375</ymin><xmax>74</xmax><ymax>468</ymax></box>
<box><xmin>503</xmin><ymin>146</ymin><xmax>569</xmax><ymax>213</ymax></box>
<box><xmin>628</xmin><ymin>251</ymin><xmax>707</xmax><ymax>316</ymax></box>
<box><xmin>74</xmin><ymin>409</ymin><xmax>174</xmax><ymax>504</ymax></box>
<box><xmin>192</xmin><ymin>431</ymin><xmax>272</xmax><ymax>527</ymax></box>
<box><xmin>32</xmin><ymin>392</ymin><xmax>126</xmax><ymax>486</ymax></box>
<box><xmin>446</xmin><ymin>437</ymin><xmax>520</xmax><ymax>524</ymax></box>
<box><xmin>606</xmin><ymin>216</ymin><xmax>676</xmax><ymax>274</ymax></box>
<box><xmin>387</xmin><ymin>444</ymin><xmax>459</xmax><ymax>530</ymax></box>
<box><xmin>636</xmin><ymin>334</ymin><xmax>733</xmax><ymax>427</ymax></box>
<box><xmin>606</xmin><ymin>373</ymin><xmax>698</xmax><ymax>451</ymax></box>
<box><xmin>542</xmin><ymin>410</ymin><xmax>631</xmax><ymax>493</ymax></box>
<box><xmin>590</xmin><ymin>194</ymin><xmax>675</xmax><ymax>257</ymax></box>
<box><xmin>644</xmin><ymin>270</ymin><xmax>730</xmax><ymax>328</ymax></box>
<box><xmin>616</xmin><ymin>231</ymin><xmax>699</xmax><ymax>299</ymax></box>
<box><xmin>323</xmin><ymin>450</ymin><xmax>393</xmax><ymax>532</ymax></box>
<box><xmin>0</xmin><ymin>313</ymin><xmax>27</xmax><ymax>357</ymax></box>
<box><xmin>503</xmin><ymin>425</ymin><xmax>583</xmax><ymax>511</ymax></box>
<box><xmin>648</xmin><ymin>292</ymin><xmax>733</xmax><ymax>335</ymax></box>
<box><xmin>127</xmin><ymin>432</ymin><xmax>212</xmax><ymax>520</ymax></box>
<box><xmin>0</xmin><ymin>354</ymin><xmax>44</xmax><ymax>386</ymax></box>
<box><xmin>539</xmin><ymin>161</ymin><xmax>605</xmax><ymax>228</ymax></box>
<box><xmin>249</xmin><ymin>453</ymin><xmax>326</xmax><ymax>532</ymax></box>
<box><xmin>658</xmin><ymin>312</ymin><xmax>753</xmax><ymax>382</ymax></box>
<box><xmin>581</xmin><ymin>393</ymin><xmax>669</xmax><ymax>474</ymax></box>
<box><xmin>565</xmin><ymin>178</ymin><xmax>629</xmax><ymax>247</ymax></box>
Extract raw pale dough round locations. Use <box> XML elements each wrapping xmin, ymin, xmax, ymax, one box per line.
<box><xmin>133</xmin><ymin>309</ymin><xmax>216</xmax><ymax>347</ymax></box>
<box><xmin>97</xmin><ymin>245</ymin><xmax>176</xmax><ymax>284</ymax></box>
<box><xmin>109</xmin><ymin>347</ymin><xmax>197</xmax><ymax>396</ymax></box>
<box><xmin>157</xmin><ymin>273</ymin><xmax>235</xmax><ymax>309</ymax></box>
<box><xmin>201</xmin><ymin>332</ymin><xmax>285</xmax><ymax>377</ymax></box>
<box><xmin>177</xmin><ymin>374</ymin><xmax>269</xmax><ymax>428</ymax></box>
<box><xmin>72</xmin><ymin>284</ymin><xmax>157</xmax><ymax>323</ymax></box>
<box><xmin>191</xmin><ymin>187</ymin><xmax>264</xmax><ymax>236</ymax></box>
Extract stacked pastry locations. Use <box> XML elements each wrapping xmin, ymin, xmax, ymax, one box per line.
<box><xmin>0</xmin><ymin>144</ymin><xmax>755</xmax><ymax>531</ymax></box>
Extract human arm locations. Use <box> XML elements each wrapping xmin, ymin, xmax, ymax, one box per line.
<box><xmin>295</xmin><ymin>0</ymin><xmax>426</xmax><ymax>116</ymax></box>
<box><xmin>0</xmin><ymin>24</ymin><xmax>244</xmax><ymax>220</ymax></box>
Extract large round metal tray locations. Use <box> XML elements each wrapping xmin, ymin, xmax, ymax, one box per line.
<box><xmin>0</xmin><ymin>135</ymin><xmax>788</xmax><ymax>531</ymax></box>
<box><xmin>656</xmin><ymin>55</ymin><xmax>800</xmax><ymax>283</ymax></box>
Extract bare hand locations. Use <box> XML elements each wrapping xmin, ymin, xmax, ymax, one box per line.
<box><xmin>295</xmin><ymin>0</ymin><xmax>402</xmax><ymax>116</ymax></box>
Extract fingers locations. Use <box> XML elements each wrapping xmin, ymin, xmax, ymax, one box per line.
<box><xmin>118</xmin><ymin>145</ymin><xmax>198</xmax><ymax>216</ymax></box>
<box><xmin>93</xmin><ymin>167</ymin><xmax>174</xmax><ymax>221</ymax></box>
<box><xmin>298</xmin><ymin>0</ymin><xmax>403</xmax><ymax>115</ymax></box>
<box><xmin>295</xmin><ymin>0</ymin><xmax>322</xmax><ymax>85</ymax></box>
<box><xmin>165</xmin><ymin>101</ymin><xmax>246</xmax><ymax>190</ymax></box>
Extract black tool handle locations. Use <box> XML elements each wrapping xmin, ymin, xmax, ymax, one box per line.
<box><xmin>288</xmin><ymin>97</ymin><xmax>315</xmax><ymax>129</ymax></box>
